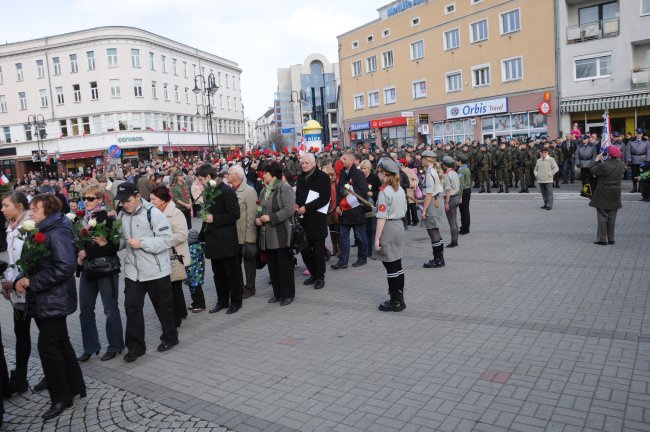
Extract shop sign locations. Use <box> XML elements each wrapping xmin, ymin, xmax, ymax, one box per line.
<box><xmin>371</xmin><ymin>116</ymin><xmax>408</xmax><ymax>128</ymax></box>
<box><xmin>387</xmin><ymin>0</ymin><xmax>428</xmax><ymax>17</ymax></box>
<box><xmin>538</xmin><ymin>102</ymin><xmax>551</xmax><ymax>115</ymax></box>
<box><xmin>418</xmin><ymin>114</ymin><xmax>429</xmax><ymax>124</ymax></box>
<box><xmin>446</xmin><ymin>98</ymin><xmax>508</xmax><ymax>120</ymax></box>
<box><xmin>349</xmin><ymin>121</ymin><xmax>371</xmax><ymax>132</ymax></box>
<box><xmin>117</xmin><ymin>136</ymin><xmax>145</xmax><ymax>143</ymax></box>
<box><xmin>281</xmin><ymin>128</ymin><xmax>295</xmax><ymax>134</ymax></box>
<box><xmin>420</xmin><ymin>124</ymin><xmax>430</xmax><ymax>135</ymax></box>
<box><xmin>401</xmin><ymin>111</ymin><xmax>414</xmax><ymax>117</ymax></box>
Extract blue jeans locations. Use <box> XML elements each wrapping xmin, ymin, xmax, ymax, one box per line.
<box><xmin>338</xmin><ymin>223</ymin><xmax>367</xmax><ymax>265</ymax></box>
<box><xmin>79</xmin><ymin>272</ymin><xmax>125</xmax><ymax>354</ymax></box>
<box><xmin>365</xmin><ymin>217</ymin><xmax>377</xmax><ymax>255</ymax></box>
<box><xmin>562</xmin><ymin>158</ymin><xmax>575</xmax><ymax>181</ymax></box>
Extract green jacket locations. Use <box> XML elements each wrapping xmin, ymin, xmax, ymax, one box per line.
<box><xmin>171</xmin><ymin>183</ymin><xmax>191</xmax><ymax>208</ymax></box>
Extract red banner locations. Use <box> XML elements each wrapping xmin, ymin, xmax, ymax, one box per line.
<box><xmin>371</xmin><ymin>116</ymin><xmax>408</xmax><ymax>129</ymax></box>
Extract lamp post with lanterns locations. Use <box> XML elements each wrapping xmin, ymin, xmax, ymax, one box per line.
<box><xmin>27</xmin><ymin>114</ymin><xmax>47</xmax><ymax>175</ymax></box>
<box><xmin>193</xmin><ymin>73</ymin><xmax>219</xmax><ymax>157</ymax></box>
<box><xmin>164</xmin><ymin>115</ymin><xmax>174</xmax><ymax>160</ymax></box>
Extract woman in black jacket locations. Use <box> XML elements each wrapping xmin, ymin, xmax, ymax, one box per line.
<box><xmin>15</xmin><ymin>194</ymin><xmax>86</xmax><ymax>420</ymax></box>
<box><xmin>76</xmin><ymin>184</ymin><xmax>124</xmax><ymax>362</ymax></box>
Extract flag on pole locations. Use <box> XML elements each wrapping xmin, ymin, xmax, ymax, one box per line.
<box><xmin>601</xmin><ymin>111</ymin><xmax>612</xmax><ymax>159</ymax></box>
<box><xmin>298</xmin><ymin>137</ymin><xmax>306</xmax><ymax>156</ymax></box>
<box><xmin>0</xmin><ymin>174</ymin><xmax>8</xmax><ymax>185</ymax></box>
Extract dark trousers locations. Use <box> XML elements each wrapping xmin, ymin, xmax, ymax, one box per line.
<box><xmin>405</xmin><ymin>202</ymin><xmax>419</xmax><ymax>225</ymax></box>
<box><xmin>180</xmin><ymin>208</ymin><xmax>192</xmax><ymax>229</ymax></box>
<box><xmin>267</xmin><ymin>248</ymin><xmax>296</xmax><ymax>300</ymax></box>
<box><xmin>631</xmin><ymin>164</ymin><xmax>641</xmax><ymax>189</ymax></box>
<box><xmin>13</xmin><ymin>309</ymin><xmax>31</xmax><ymax>379</ymax></box>
<box><xmin>239</xmin><ymin>245</ymin><xmax>257</xmax><ymax>291</ymax></box>
<box><xmin>171</xmin><ymin>280</ymin><xmax>188</xmax><ymax>327</ymax></box>
<box><xmin>365</xmin><ymin>217</ymin><xmax>376</xmax><ymax>256</ymax></box>
<box><xmin>596</xmin><ymin>208</ymin><xmax>617</xmax><ymax>243</ymax></box>
<box><xmin>211</xmin><ymin>255</ymin><xmax>243</xmax><ymax>308</ymax></box>
<box><xmin>580</xmin><ymin>167</ymin><xmax>591</xmax><ymax>185</ymax></box>
<box><xmin>124</xmin><ymin>276</ymin><xmax>178</xmax><ymax>355</ymax></box>
<box><xmin>301</xmin><ymin>239</ymin><xmax>326</xmax><ymax>281</ymax></box>
<box><xmin>0</xmin><ymin>325</ymin><xmax>8</xmax><ymax>402</ymax></box>
<box><xmin>34</xmin><ymin>317</ymin><xmax>86</xmax><ymax>404</ymax></box>
<box><xmin>459</xmin><ymin>188</ymin><xmax>471</xmax><ymax>233</ymax></box>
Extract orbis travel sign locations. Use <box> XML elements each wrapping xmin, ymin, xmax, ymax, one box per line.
<box><xmin>446</xmin><ymin>98</ymin><xmax>508</xmax><ymax>120</ymax></box>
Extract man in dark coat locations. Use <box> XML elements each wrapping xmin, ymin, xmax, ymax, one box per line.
<box><xmin>295</xmin><ymin>154</ymin><xmax>331</xmax><ymax>289</ymax></box>
<box><xmin>196</xmin><ymin>164</ymin><xmax>243</xmax><ymax>314</ymax></box>
<box><xmin>332</xmin><ymin>151</ymin><xmax>369</xmax><ymax>269</ymax></box>
<box><xmin>589</xmin><ymin>146</ymin><xmax>625</xmax><ymax>245</ymax></box>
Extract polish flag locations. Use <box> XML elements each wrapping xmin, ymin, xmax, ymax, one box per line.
<box><xmin>298</xmin><ymin>137</ymin><xmax>306</xmax><ymax>156</ymax></box>
<box><xmin>0</xmin><ymin>174</ymin><xmax>9</xmax><ymax>185</ymax></box>
<box><xmin>182</xmin><ymin>127</ymin><xmax>187</xmax><ymax>132</ymax></box>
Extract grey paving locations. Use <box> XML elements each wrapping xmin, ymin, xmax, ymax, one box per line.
<box><xmin>1</xmin><ymin>182</ymin><xmax>649</xmax><ymax>431</ymax></box>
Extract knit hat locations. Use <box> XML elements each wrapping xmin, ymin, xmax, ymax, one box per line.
<box><xmin>606</xmin><ymin>146</ymin><xmax>621</xmax><ymax>159</ymax></box>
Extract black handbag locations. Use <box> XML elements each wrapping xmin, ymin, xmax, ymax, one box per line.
<box><xmin>82</xmin><ymin>255</ymin><xmax>120</xmax><ymax>279</ymax></box>
<box><xmin>242</xmin><ymin>242</ymin><xmax>257</xmax><ymax>260</ymax></box>
<box><xmin>290</xmin><ymin>214</ymin><xmax>309</xmax><ymax>255</ymax></box>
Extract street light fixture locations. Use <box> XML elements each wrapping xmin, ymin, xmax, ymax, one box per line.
<box><xmin>27</xmin><ymin>114</ymin><xmax>47</xmax><ymax>175</ymax></box>
<box><xmin>290</xmin><ymin>90</ymin><xmax>308</xmax><ymax>145</ymax></box>
<box><xmin>194</xmin><ymin>73</ymin><xmax>219</xmax><ymax>157</ymax></box>
<box><xmin>165</xmin><ymin>115</ymin><xmax>174</xmax><ymax>160</ymax></box>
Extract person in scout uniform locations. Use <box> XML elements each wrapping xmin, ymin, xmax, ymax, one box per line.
<box><xmin>171</xmin><ymin>171</ymin><xmax>192</xmax><ymax>229</ymax></box>
<box><xmin>420</xmin><ymin>151</ymin><xmax>447</xmax><ymax>268</ymax></box>
<box><xmin>475</xmin><ymin>144</ymin><xmax>492</xmax><ymax>193</ymax></box>
<box><xmin>373</xmin><ymin>157</ymin><xmax>408</xmax><ymax>312</ymax></box>
<box><xmin>493</xmin><ymin>142</ymin><xmax>511</xmax><ymax>193</ymax></box>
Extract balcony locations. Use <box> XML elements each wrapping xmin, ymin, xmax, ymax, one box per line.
<box><xmin>632</xmin><ymin>70</ymin><xmax>650</xmax><ymax>90</ymax></box>
<box><xmin>566</xmin><ymin>18</ymin><xmax>619</xmax><ymax>43</ymax></box>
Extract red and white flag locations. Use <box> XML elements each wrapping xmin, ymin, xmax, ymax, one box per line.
<box><xmin>0</xmin><ymin>174</ymin><xmax>10</xmax><ymax>185</ymax></box>
<box><xmin>298</xmin><ymin>137</ymin><xmax>306</xmax><ymax>156</ymax></box>
<box><xmin>601</xmin><ymin>111</ymin><xmax>612</xmax><ymax>159</ymax></box>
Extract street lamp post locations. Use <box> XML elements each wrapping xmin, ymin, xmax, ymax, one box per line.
<box><xmin>193</xmin><ymin>73</ymin><xmax>219</xmax><ymax>158</ymax></box>
<box><xmin>27</xmin><ymin>114</ymin><xmax>47</xmax><ymax>175</ymax></box>
<box><xmin>165</xmin><ymin>115</ymin><xmax>174</xmax><ymax>160</ymax></box>
<box><xmin>290</xmin><ymin>90</ymin><xmax>308</xmax><ymax>145</ymax></box>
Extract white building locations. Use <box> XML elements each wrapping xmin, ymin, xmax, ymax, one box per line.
<box><xmin>0</xmin><ymin>26</ymin><xmax>245</xmax><ymax>177</ymax></box>
<box><xmin>254</xmin><ymin>107</ymin><xmax>276</xmax><ymax>147</ymax></box>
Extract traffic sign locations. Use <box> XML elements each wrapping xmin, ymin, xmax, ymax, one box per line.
<box><xmin>538</xmin><ymin>102</ymin><xmax>551</xmax><ymax>115</ymax></box>
<box><xmin>109</xmin><ymin>144</ymin><xmax>122</xmax><ymax>159</ymax></box>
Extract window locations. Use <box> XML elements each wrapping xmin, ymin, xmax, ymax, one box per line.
<box><xmin>366</xmin><ymin>56</ymin><xmax>377</xmax><ymax>73</ymax></box>
<box><xmin>53</xmin><ymin>57</ymin><xmax>61</xmax><ymax>75</ymax></box>
<box><xmin>109</xmin><ymin>79</ymin><xmax>121</xmax><ymax>98</ymax></box>
<box><xmin>134</xmin><ymin>79</ymin><xmax>143</xmax><ymax>97</ymax></box>
<box><xmin>0</xmin><ymin>95</ymin><xmax>6</xmax><ymax>113</ymax></box>
<box><xmin>0</xmin><ymin>66</ymin><xmax>3</xmax><ymax>84</ymax></box>
<box><xmin>411</xmin><ymin>17</ymin><xmax>420</xmax><ymax>26</ymax></box>
<box><xmin>55</xmin><ymin>87</ymin><xmax>64</xmax><ymax>104</ymax></box>
<box><xmin>445</xmin><ymin>3</ymin><xmax>456</xmax><ymax>14</ymax></box>
<box><xmin>107</xmin><ymin>48</ymin><xmax>118</xmax><ymax>67</ymax></box>
<box><xmin>384</xmin><ymin>87</ymin><xmax>396</xmax><ymax>104</ymax></box>
<box><xmin>3</xmin><ymin>127</ymin><xmax>11</xmax><ymax>143</ymax></box>
<box><xmin>131</xmin><ymin>49</ymin><xmax>140</xmax><ymax>68</ymax></box>
<box><xmin>161</xmin><ymin>55</ymin><xmax>167</xmax><ymax>73</ymax></box>
<box><xmin>411</xmin><ymin>40</ymin><xmax>424</xmax><ymax>60</ymax></box>
<box><xmin>90</xmin><ymin>81</ymin><xmax>98</xmax><ymax>100</ymax></box>
<box><xmin>502</xmin><ymin>57</ymin><xmax>523</xmax><ymax>81</ymax></box>
<box><xmin>70</xmin><ymin>54</ymin><xmax>78</xmax><ymax>73</ymax></box>
<box><xmin>472</xmin><ymin>64</ymin><xmax>491</xmax><ymax>87</ymax></box>
<box><xmin>470</xmin><ymin>19</ymin><xmax>489</xmax><ymax>42</ymax></box>
<box><xmin>87</xmin><ymin>51</ymin><xmax>95</xmax><ymax>70</ymax></box>
<box><xmin>445</xmin><ymin>72</ymin><xmax>462</xmax><ymax>93</ymax></box>
<box><xmin>413</xmin><ymin>80</ymin><xmax>427</xmax><ymax>98</ymax></box>
<box><xmin>18</xmin><ymin>92</ymin><xmax>27</xmax><ymax>110</ymax></box>
<box><xmin>163</xmin><ymin>83</ymin><xmax>169</xmax><ymax>100</ymax></box>
<box><xmin>352</xmin><ymin>40</ymin><xmax>359</xmax><ymax>49</ymax></box>
<box><xmin>382</xmin><ymin>29</ymin><xmax>390</xmax><ymax>38</ymax></box>
<box><xmin>183</xmin><ymin>61</ymin><xmax>188</xmax><ymax>78</ymax></box>
<box><xmin>381</xmin><ymin>50</ymin><xmax>394</xmax><ymax>69</ymax></box>
<box><xmin>132</xmin><ymin>113</ymin><xmax>142</xmax><ymax>131</ymax></box>
<box><xmin>368</xmin><ymin>91</ymin><xmax>379</xmax><ymax>107</ymax></box>
<box><xmin>353</xmin><ymin>94</ymin><xmax>364</xmax><ymax>110</ymax></box>
<box><xmin>151</xmin><ymin>81</ymin><xmax>157</xmax><ymax>99</ymax></box>
<box><xmin>579</xmin><ymin>2</ymin><xmax>618</xmax><ymax>26</ymax></box>
<box><xmin>352</xmin><ymin>60</ymin><xmax>362</xmax><ymax>77</ymax></box>
<box><xmin>172</xmin><ymin>58</ymin><xmax>177</xmax><ymax>75</ymax></box>
<box><xmin>220</xmin><ymin>94</ymin><xmax>224</xmax><ymax>108</ymax></box>
<box><xmin>16</xmin><ymin>63</ymin><xmax>23</xmax><ymax>81</ymax></box>
<box><xmin>501</xmin><ymin>9</ymin><xmax>520</xmax><ymax>34</ymax></box>
<box><xmin>227</xmin><ymin>96</ymin><xmax>231</xmax><ymax>109</ymax></box>
<box><xmin>174</xmin><ymin>85</ymin><xmax>179</xmax><ymax>102</ymax></box>
<box><xmin>149</xmin><ymin>52</ymin><xmax>155</xmax><ymax>70</ymax></box>
<box><xmin>644</xmin><ymin>0</ymin><xmax>650</xmax><ymax>15</ymax></box>
<box><xmin>575</xmin><ymin>55</ymin><xmax>611</xmax><ymax>79</ymax></box>
<box><xmin>36</xmin><ymin>60</ymin><xmax>45</xmax><ymax>78</ymax></box>
<box><xmin>471</xmin><ymin>0</ymin><xmax>483</xmax><ymax>4</ymax></box>
<box><xmin>367</xmin><ymin>35</ymin><xmax>374</xmax><ymax>43</ymax></box>
<box><xmin>72</xmin><ymin>84</ymin><xmax>81</xmax><ymax>102</ymax></box>
<box><xmin>185</xmin><ymin>87</ymin><xmax>189</xmax><ymax>103</ymax></box>
<box><xmin>444</xmin><ymin>28</ymin><xmax>460</xmax><ymax>50</ymax></box>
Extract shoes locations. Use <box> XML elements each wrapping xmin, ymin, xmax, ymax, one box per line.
<box><xmin>157</xmin><ymin>341</ymin><xmax>178</xmax><ymax>352</ymax></box>
<box><xmin>124</xmin><ymin>351</ymin><xmax>143</xmax><ymax>363</ymax></box>
<box><xmin>77</xmin><ymin>351</ymin><xmax>99</xmax><ymax>362</ymax></box>
<box><xmin>280</xmin><ymin>298</ymin><xmax>294</xmax><ymax>306</ymax></box>
<box><xmin>459</xmin><ymin>229</ymin><xmax>469</xmax><ymax>235</ymax></box>
<box><xmin>209</xmin><ymin>304</ymin><xmax>227</xmax><ymax>314</ymax></box>
<box><xmin>423</xmin><ymin>258</ymin><xmax>445</xmax><ymax>268</ymax></box>
<box><xmin>226</xmin><ymin>305</ymin><xmax>240</xmax><ymax>314</ymax></box>
<box><xmin>331</xmin><ymin>262</ymin><xmax>347</xmax><ymax>270</ymax></box>
<box><xmin>100</xmin><ymin>351</ymin><xmax>120</xmax><ymax>361</ymax></box>
<box><xmin>8</xmin><ymin>370</ymin><xmax>29</xmax><ymax>396</ymax></box>
<box><xmin>32</xmin><ymin>377</ymin><xmax>48</xmax><ymax>392</ymax></box>
<box><xmin>351</xmin><ymin>243</ymin><xmax>358</xmax><ymax>247</ymax></box>
<box><xmin>191</xmin><ymin>307</ymin><xmax>205</xmax><ymax>313</ymax></box>
<box><xmin>42</xmin><ymin>401</ymin><xmax>71</xmax><ymax>420</ymax></box>
<box><xmin>445</xmin><ymin>242</ymin><xmax>458</xmax><ymax>248</ymax></box>
<box><xmin>268</xmin><ymin>297</ymin><xmax>281</xmax><ymax>303</ymax></box>
<box><xmin>593</xmin><ymin>241</ymin><xmax>607</xmax><ymax>245</ymax></box>
<box><xmin>540</xmin><ymin>205</ymin><xmax>547</xmax><ymax>209</ymax></box>
<box><xmin>352</xmin><ymin>259</ymin><xmax>367</xmax><ymax>267</ymax></box>
<box><xmin>608</xmin><ymin>241</ymin><xmax>615</xmax><ymax>245</ymax></box>
<box><xmin>378</xmin><ymin>300</ymin><xmax>406</xmax><ymax>312</ymax></box>
<box><xmin>187</xmin><ymin>305</ymin><xmax>194</xmax><ymax>311</ymax></box>
<box><xmin>314</xmin><ymin>280</ymin><xmax>325</xmax><ymax>290</ymax></box>
<box><xmin>411</xmin><ymin>222</ymin><xmax>419</xmax><ymax>226</ymax></box>
<box><xmin>242</xmin><ymin>289</ymin><xmax>255</xmax><ymax>299</ymax></box>
<box><xmin>303</xmin><ymin>276</ymin><xmax>316</xmax><ymax>285</ymax></box>
<box><xmin>546</xmin><ymin>207</ymin><xmax>552</xmax><ymax>211</ymax></box>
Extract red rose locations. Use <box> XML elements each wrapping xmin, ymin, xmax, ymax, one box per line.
<box><xmin>81</xmin><ymin>228</ymin><xmax>88</xmax><ymax>236</ymax></box>
<box><xmin>256</xmin><ymin>200</ymin><xmax>261</xmax><ymax>205</ymax></box>
<box><xmin>76</xmin><ymin>210</ymin><xmax>85</xmax><ymax>217</ymax></box>
<box><xmin>34</xmin><ymin>232</ymin><xmax>46</xmax><ymax>244</ymax></box>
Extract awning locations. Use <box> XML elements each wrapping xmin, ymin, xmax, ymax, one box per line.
<box><xmin>170</xmin><ymin>146</ymin><xmax>203</xmax><ymax>152</ymax></box>
<box><xmin>57</xmin><ymin>150</ymin><xmax>103</xmax><ymax>161</ymax></box>
<box><xmin>560</xmin><ymin>93</ymin><xmax>650</xmax><ymax>113</ymax></box>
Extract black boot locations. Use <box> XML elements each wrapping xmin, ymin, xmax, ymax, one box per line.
<box><xmin>479</xmin><ymin>185</ymin><xmax>485</xmax><ymax>193</ymax></box>
<box><xmin>8</xmin><ymin>370</ymin><xmax>29</xmax><ymax>396</ymax></box>
<box><xmin>505</xmin><ymin>185</ymin><xmax>510</xmax><ymax>193</ymax></box>
<box><xmin>555</xmin><ymin>179</ymin><xmax>560</xmax><ymax>188</ymax></box>
<box><xmin>486</xmin><ymin>184</ymin><xmax>491</xmax><ymax>193</ymax></box>
<box><xmin>378</xmin><ymin>290</ymin><xmax>406</xmax><ymax>312</ymax></box>
<box><xmin>498</xmin><ymin>185</ymin><xmax>503</xmax><ymax>193</ymax></box>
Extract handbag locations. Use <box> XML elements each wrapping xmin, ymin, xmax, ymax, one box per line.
<box><xmin>290</xmin><ymin>214</ymin><xmax>309</xmax><ymax>255</ymax></box>
<box><xmin>242</xmin><ymin>242</ymin><xmax>257</xmax><ymax>260</ymax></box>
<box><xmin>82</xmin><ymin>255</ymin><xmax>120</xmax><ymax>279</ymax></box>
<box><xmin>169</xmin><ymin>247</ymin><xmax>187</xmax><ymax>282</ymax></box>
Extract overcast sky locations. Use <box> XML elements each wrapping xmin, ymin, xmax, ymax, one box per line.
<box><xmin>3</xmin><ymin>0</ymin><xmax>383</xmax><ymax>120</ymax></box>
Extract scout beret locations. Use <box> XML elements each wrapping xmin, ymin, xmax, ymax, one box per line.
<box><xmin>377</xmin><ymin>157</ymin><xmax>401</xmax><ymax>175</ymax></box>
<box><xmin>421</xmin><ymin>150</ymin><xmax>438</xmax><ymax>158</ymax></box>
<box><xmin>442</xmin><ymin>156</ymin><xmax>456</xmax><ymax>167</ymax></box>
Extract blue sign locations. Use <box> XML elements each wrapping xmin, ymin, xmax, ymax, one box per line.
<box><xmin>305</xmin><ymin>134</ymin><xmax>321</xmax><ymax>142</ymax></box>
<box><xmin>281</xmin><ymin>128</ymin><xmax>295</xmax><ymax>134</ymax></box>
<box><xmin>349</xmin><ymin>122</ymin><xmax>371</xmax><ymax>132</ymax></box>
<box><xmin>108</xmin><ymin>144</ymin><xmax>122</xmax><ymax>158</ymax></box>
<box><xmin>387</xmin><ymin>0</ymin><xmax>427</xmax><ymax>17</ymax></box>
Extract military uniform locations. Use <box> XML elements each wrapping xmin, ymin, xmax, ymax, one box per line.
<box><xmin>527</xmin><ymin>144</ymin><xmax>538</xmax><ymax>188</ymax></box>
<box><xmin>493</xmin><ymin>147</ymin><xmax>511</xmax><ymax>193</ymax></box>
<box><xmin>514</xmin><ymin>145</ymin><xmax>530</xmax><ymax>193</ymax></box>
<box><xmin>475</xmin><ymin>148</ymin><xmax>492</xmax><ymax>193</ymax></box>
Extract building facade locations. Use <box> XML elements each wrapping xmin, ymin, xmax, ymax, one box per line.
<box><xmin>337</xmin><ymin>0</ymin><xmax>557</xmax><ymax>149</ymax></box>
<box><xmin>0</xmin><ymin>26</ymin><xmax>245</xmax><ymax>177</ymax></box>
<box><xmin>558</xmin><ymin>0</ymin><xmax>650</xmax><ymax>135</ymax></box>
<box><xmin>254</xmin><ymin>107</ymin><xmax>275</xmax><ymax>147</ymax></box>
<box><xmin>276</xmin><ymin>54</ymin><xmax>340</xmax><ymax>148</ymax></box>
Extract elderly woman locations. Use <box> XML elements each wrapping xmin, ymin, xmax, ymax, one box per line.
<box><xmin>76</xmin><ymin>185</ymin><xmax>124</xmax><ymax>363</ymax></box>
<box><xmin>589</xmin><ymin>146</ymin><xmax>626</xmax><ymax>245</ymax></box>
<box><xmin>15</xmin><ymin>194</ymin><xmax>86</xmax><ymax>420</ymax></box>
<box><xmin>149</xmin><ymin>186</ymin><xmax>190</xmax><ymax>327</ymax></box>
<box><xmin>359</xmin><ymin>160</ymin><xmax>380</xmax><ymax>257</ymax></box>
<box><xmin>255</xmin><ymin>161</ymin><xmax>296</xmax><ymax>306</ymax></box>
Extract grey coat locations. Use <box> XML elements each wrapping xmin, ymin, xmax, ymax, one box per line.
<box><xmin>258</xmin><ymin>182</ymin><xmax>295</xmax><ymax>251</ymax></box>
<box><xmin>589</xmin><ymin>158</ymin><xmax>625</xmax><ymax>211</ymax></box>
<box><xmin>625</xmin><ymin>139</ymin><xmax>648</xmax><ymax>165</ymax></box>
<box><xmin>576</xmin><ymin>143</ymin><xmax>596</xmax><ymax>168</ymax></box>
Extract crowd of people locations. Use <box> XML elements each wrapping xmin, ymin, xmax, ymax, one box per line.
<box><xmin>0</xmin><ymin>128</ymin><xmax>647</xmax><ymax>424</ymax></box>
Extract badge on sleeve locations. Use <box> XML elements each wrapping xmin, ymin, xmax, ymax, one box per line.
<box><xmin>378</xmin><ymin>204</ymin><xmax>387</xmax><ymax>213</ymax></box>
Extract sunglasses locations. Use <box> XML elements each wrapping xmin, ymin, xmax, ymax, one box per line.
<box><xmin>82</xmin><ymin>196</ymin><xmax>100</xmax><ymax>201</ymax></box>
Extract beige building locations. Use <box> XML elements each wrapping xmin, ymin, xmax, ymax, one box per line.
<box><xmin>337</xmin><ymin>0</ymin><xmax>557</xmax><ymax>148</ymax></box>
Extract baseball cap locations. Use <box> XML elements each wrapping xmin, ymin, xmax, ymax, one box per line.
<box><xmin>115</xmin><ymin>182</ymin><xmax>139</xmax><ymax>201</ymax></box>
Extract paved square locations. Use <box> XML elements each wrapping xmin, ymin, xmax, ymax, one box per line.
<box><xmin>2</xmin><ymin>185</ymin><xmax>649</xmax><ymax>431</ymax></box>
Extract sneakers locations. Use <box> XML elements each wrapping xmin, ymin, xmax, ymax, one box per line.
<box><xmin>423</xmin><ymin>258</ymin><xmax>445</xmax><ymax>268</ymax></box>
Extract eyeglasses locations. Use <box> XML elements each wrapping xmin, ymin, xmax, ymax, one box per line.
<box><xmin>82</xmin><ymin>196</ymin><xmax>100</xmax><ymax>201</ymax></box>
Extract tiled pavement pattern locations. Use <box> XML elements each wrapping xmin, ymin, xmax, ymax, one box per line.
<box><xmin>1</xmin><ymin>182</ymin><xmax>649</xmax><ymax>431</ymax></box>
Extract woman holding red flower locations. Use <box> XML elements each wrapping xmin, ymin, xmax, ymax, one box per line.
<box><xmin>14</xmin><ymin>194</ymin><xmax>86</xmax><ymax>420</ymax></box>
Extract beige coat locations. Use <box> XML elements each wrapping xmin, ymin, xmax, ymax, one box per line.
<box><xmin>235</xmin><ymin>181</ymin><xmax>258</xmax><ymax>245</ymax></box>
<box><xmin>162</xmin><ymin>201</ymin><xmax>190</xmax><ymax>266</ymax></box>
<box><xmin>401</xmin><ymin>166</ymin><xmax>418</xmax><ymax>203</ymax></box>
<box><xmin>533</xmin><ymin>156</ymin><xmax>559</xmax><ymax>183</ymax></box>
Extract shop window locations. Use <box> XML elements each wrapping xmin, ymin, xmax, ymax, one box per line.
<box><xmin>481</xmin><ymin>111</ymin><xmax>547</xmax><ymax>139</ymax></box>
<box><xmin>433</xmin><ymin>120</ymin><xmax>475</xmax><ymax>144</ymax></box>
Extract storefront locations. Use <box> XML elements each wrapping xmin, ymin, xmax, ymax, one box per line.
<box><xmin>372</xmin><ymin>116</ymin><xmax>416</xmax><ymax>148</ymax></box>
<box><xmin>560</xmin><ymin>93</ymin><xmax>650</xmax><ymax>136</ymax></box>
<box><xmin>349</xmin><ymin>121</ymin><xmax>375</xmax><ymax>149</ymax></box>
